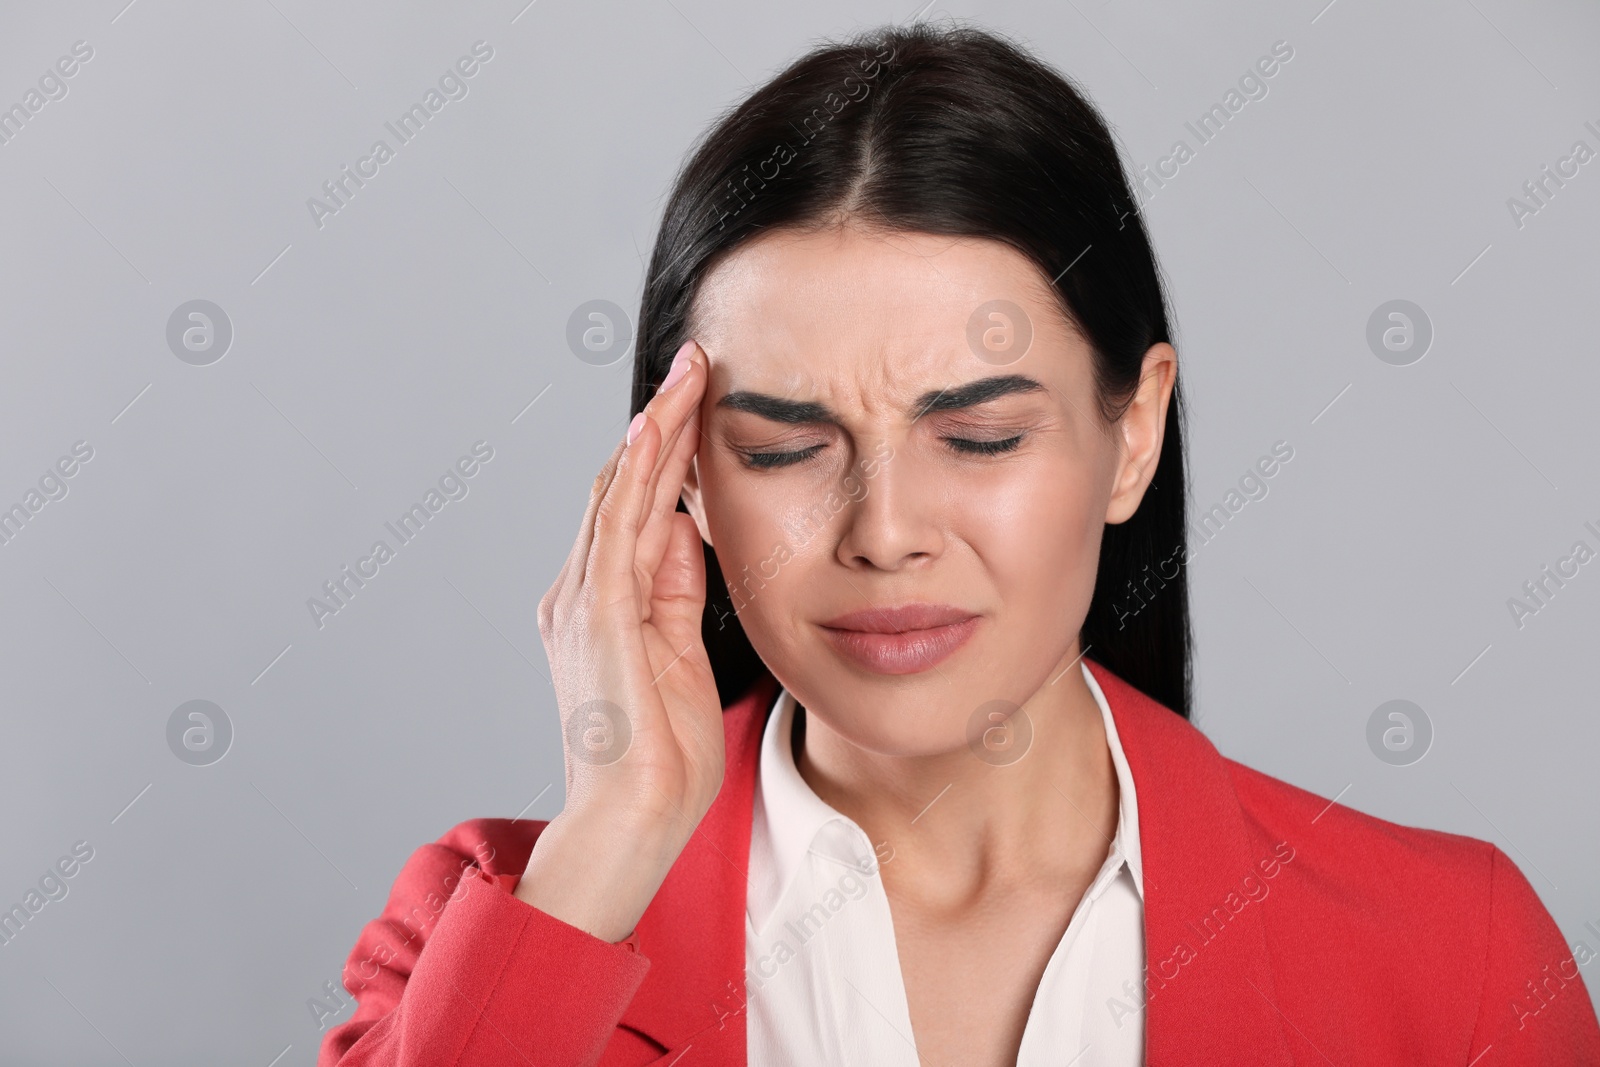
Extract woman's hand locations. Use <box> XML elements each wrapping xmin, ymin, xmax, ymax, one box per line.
<box><xmin>515</xmin><ymin>340</ymin><xmax>720</xmax><ymax>943</ymax></box>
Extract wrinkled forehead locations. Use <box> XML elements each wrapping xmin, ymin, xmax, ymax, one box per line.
<box><xmin>686</xmin><ymin>224</ymin><xmax>1075</xmax><ymax>409</ymax></box>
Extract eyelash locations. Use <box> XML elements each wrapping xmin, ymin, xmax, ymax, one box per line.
<box><xmin>742</xmin><ymin>435</ymin><xmax>1025</xmax><ymax>470</ymax></box>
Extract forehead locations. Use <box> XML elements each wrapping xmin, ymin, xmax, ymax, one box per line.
<box><xmin>688</xmin><ymin>224</ymin><xmax>1078</xmax><ymax>400</ymax></box>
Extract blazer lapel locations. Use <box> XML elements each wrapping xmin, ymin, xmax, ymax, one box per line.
<box><xmin>618</xmin><ymin>671</ymin><xmax>778</xmax><ymax>1061</ymax></box>
<box><xmin>1086</xmin><ymin>657</ymin><xmax>1296</xmax><ymax>1065</ymax></box>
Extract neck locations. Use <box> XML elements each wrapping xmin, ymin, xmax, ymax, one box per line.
<box><xmin>794</xmin><ymin>649</ymin><xmax>1119</xmax><ymax>907</ymax></box>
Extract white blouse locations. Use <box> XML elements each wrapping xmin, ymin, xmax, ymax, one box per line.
<box><xmin>744</xmin><ymin>660</ymin><xmax>1145</xmax><ymax>1065</ymax></box>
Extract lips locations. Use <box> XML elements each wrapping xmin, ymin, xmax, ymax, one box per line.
<box><xmin>819</xmin><ymin>603</ymin><xmax>980</xmax><ymax>675</ymax></box>
<box><xmin>821</xmin><ymin>603</ymin><xmax>977</xmax><ymax>633</ymax></box>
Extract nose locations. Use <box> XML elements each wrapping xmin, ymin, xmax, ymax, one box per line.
<box><xmin>832</xmin><ymin>441</ymin><xmax>944</xmax><ymax>572</ymax></box>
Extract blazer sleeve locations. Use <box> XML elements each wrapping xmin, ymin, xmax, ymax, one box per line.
<box><xmin>317</xmin><ymin>820</ymin><xmax>652</xmax><ymax>1067</ymax></box>
<box><xmin>1467</xmin><ymin>845</ymin><xmax>1600</xmax><ymax>1064</ymax></box>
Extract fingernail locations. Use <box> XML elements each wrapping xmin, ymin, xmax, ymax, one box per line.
<box><xmin>626</xmin><ymin>411</ymin><xmax>647</xmax><ymax>446</ymax></box>
<box><xmin>661</xmin><ymin>340</ymin><xmax>695</xmax><ymax>392</ymax></box>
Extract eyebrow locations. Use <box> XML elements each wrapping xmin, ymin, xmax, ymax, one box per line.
<box><xmin>715</xmin><ymin>374</ymin><xmax>1047</xmax><ymax>425</ymax></box>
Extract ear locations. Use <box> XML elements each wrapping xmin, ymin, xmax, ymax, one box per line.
<box><xmin>1105</xmin><ymin>342</ymin><xmax>1177</xmax><ymax>525</ymax></box>
<box><xmin>679</xmin><ymin>454</ymin><xmax>714</xmax><ymax>546</ymax></box>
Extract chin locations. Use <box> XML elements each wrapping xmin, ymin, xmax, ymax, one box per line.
<box><xmin>792</xmin><ymin>675</ymin><xmax>977</xmax><ymax>758</ymax></box>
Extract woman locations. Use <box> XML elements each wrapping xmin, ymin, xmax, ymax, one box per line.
<box><xmin>319</xmin><ymin>22</ymin><xmax>1600</xmax><ymax>1067</ymax></box>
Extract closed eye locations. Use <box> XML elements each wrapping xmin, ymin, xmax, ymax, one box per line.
<box><xmin>743</xmin><ymin>444</ymin><xmax>826</xmax><ymax>470</ymax></box>
<box><xmin>947</xmin><ymin>434</ymin><xmax>1024</xmax><ymax>456</ymax></box>
<box><xmin>741</xmin><ymin>434</ymin><xmax>1025</xmax><ymax>469</ymax></box>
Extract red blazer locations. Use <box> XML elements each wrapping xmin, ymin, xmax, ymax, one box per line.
<box><xmin>319</xmin><ymin>658</ymin><xmax>1600</xmax><ymax>1065</ymax></box>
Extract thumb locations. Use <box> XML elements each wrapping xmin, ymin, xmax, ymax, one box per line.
<box><xmin>647</xmin><ymin>512</ymin><xmax>709</xmax><ymax>644</ymax></box>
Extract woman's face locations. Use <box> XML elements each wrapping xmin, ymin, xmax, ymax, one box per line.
<box><xmin>681</xmin><ymin>221</ymin><xmax>1172</xmax><ymax>758</ymax></box>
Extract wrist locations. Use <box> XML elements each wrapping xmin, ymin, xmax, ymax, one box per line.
<box><xmin>513</xmin><ymin>804</ymin><xmax>684</xmax><ymax>943</ymax></box>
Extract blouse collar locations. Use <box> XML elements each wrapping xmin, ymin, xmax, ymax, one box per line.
<box><xmin>747</xmin><ymin>658</ymin><xmax>1144</xmax><ymax>935</ymax></box>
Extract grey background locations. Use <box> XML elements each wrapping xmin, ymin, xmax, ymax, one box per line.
<box><xmin>2</xmin><ymin>0</ymin><xmax>1597</xmax><ymax>1062</ymax></box>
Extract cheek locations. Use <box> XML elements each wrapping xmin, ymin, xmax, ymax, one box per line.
<box><xmin>970</xmin><ymin>457</ymin><xmax>1104</xmax><ymax>624</ymax></box>
<box><xmin>698</xmin><ymin>457</ymin><xmax>809</xmax><ymax>633</ymax></box>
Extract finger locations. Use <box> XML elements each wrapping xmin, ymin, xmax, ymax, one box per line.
<box><xmin>635</xmin><ymin>343</ymin><xmax>704</xmax><ymax>505</ymax></box>
<box><xmin>582</xmin><ymin>406</ymin><xmax>663</xmax><ymax>607</ymax></box>
<box><xmin>574</xmin><ymin>341</ymin><xmax>697</xmax><ymax>576</ymax></box>
<box><xmin>638</xmin><ymin>401</ymin><xmax>703</xmax><ymax>569</ymax></box>
<box><xmin>638</xmin><ymin>359</ymin><xmax>706</xmax><ymax>545</ymax></box>
<box><xmin>647</xmin><ymin>513</ymin><xmax>717</xmax><ymax>757</ymax></box>
<box><xmin>649</xmin><ymin>511</ymin><xmax>710</xmax><ymax>640</ymax></box>
<box><xmin>582</xmin><ymin>343</ymin><xmax>701</xmax><ymax>592</ymax></box>
<box><xmin>566</xmin><ymin>342</ymin><xmax>701</xmax><ymax>613</ymax></box>
<box><xmin>554</xmin><ymin>431</ymin><xmax>630</xmax><ymax>617</ymax></box>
